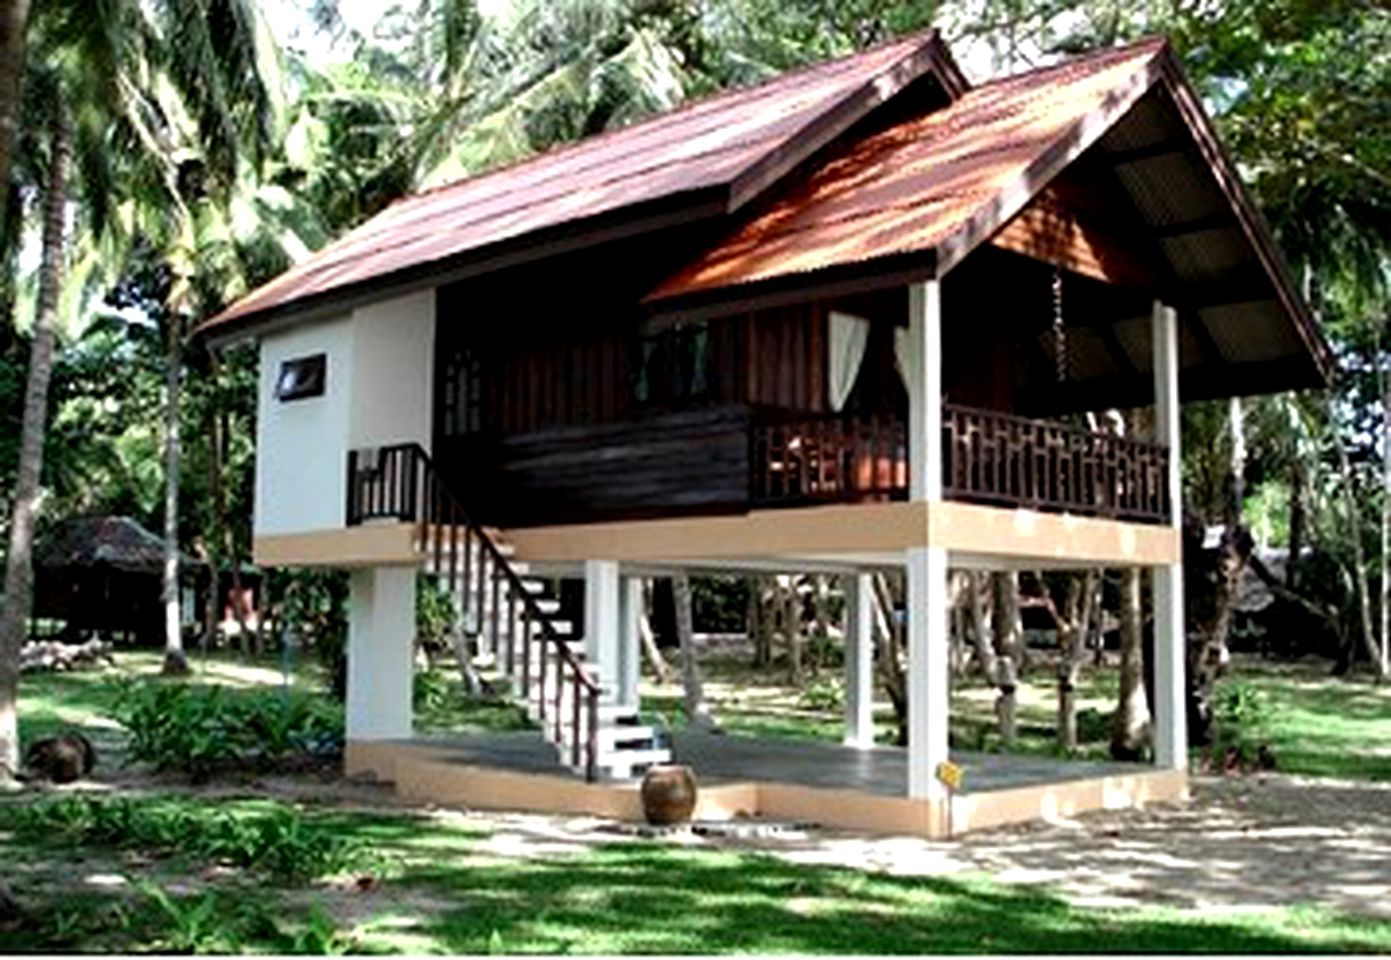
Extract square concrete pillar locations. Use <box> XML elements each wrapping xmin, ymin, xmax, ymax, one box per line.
<box><xmin>843</xmin><ymin>573</ymin><xmax>876</xmax><ymax>749</ymax></box>
<box><xmin>617</xmin><ymin>575</ymin><xmax>642</xmax><ymax>711</ymax></box>
<box><xmin>584</xmin><ymin>559</ymin><xmax>620</xmax><ymax>696</ymax></box>
<box><xmin>346</xmin><ymin>566</ymin><xmax>417</xmax><ymax>742</ymax></box>
<box><xmin>907</xmin><ymin>546</ymin><xmax>950</xmax><ymax>801</ymax></box>
<box><xmin>907</xmin><ymin>280</ymin><xmax>943</xmax><ymax>502</ymax></box>
<box><xmin>1152</xmin><ymin>299</ymin><xmax>1187</xmax><ymax>770</ymax></box>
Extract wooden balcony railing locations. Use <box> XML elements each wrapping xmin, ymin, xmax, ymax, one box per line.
<box><xmin>750</xmin><ymin>405</ymin><xmax>1170</xmax><ymax>523</ymax></box>
<box><xmin>750</xmin><ymin>413</ymin><xmax>906</xmax><ymax>505</ymax></box>
<box><xmin>942</xmin><ymin>404</ymin><xmax>1170</xmax><ymax>523</ymax></box>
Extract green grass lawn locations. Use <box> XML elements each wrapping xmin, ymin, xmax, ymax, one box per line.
<box><xmin>8</xmin><ymin>647</ymin><xmax>1390</xmax><ymax>953</ymax></box>
<box><xmin>644</xmin><ymin>649</ymin><xmax>1391</xmax><ymax>779</ymax></box>
<box><xmin>1</xmin><ymin>791</ymin><xmax>1387</xmax><ymax>954</ymax></box>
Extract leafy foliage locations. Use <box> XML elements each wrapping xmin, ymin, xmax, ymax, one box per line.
<box><xmin>113</xmin><ymin>680</ymin><xmax>343</xmax><ymax>780</ymax></box>
<box><xmin>5</xmin><ymin>793</ymin><xmax>372</xmax><ymax>882</ymax></box>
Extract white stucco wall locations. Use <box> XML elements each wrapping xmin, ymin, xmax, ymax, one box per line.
<box><xmin>255</xmin><ymin>315</ymin><xmax>354</xmax><ymax>536</ymax></box>
<box><xmin>253</xmin><ymin>290</ymin><xmax>436</xmax><ymax>538</ymax></box>
<box><xmin>349</xmin><ymin>289</ymin><xmax>434</xmax><ymax>450</ymax></box>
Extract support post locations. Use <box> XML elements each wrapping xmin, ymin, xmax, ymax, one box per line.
<box><xmin>907</xmin><ymin>546</ymin><xmax>950</xmax><ymax>800</ymax></box>
<box><xmin>908</xmin><ymin>280</ymin><xmax>943</xmax><ymax>501</ymax></box>
<box><xmin>617</xmin><ymin>575</ymin><xmax>642</xmax><ymax>711</ymax></box>
<box><xmin>1152</xmin><ymin>300</ymin><xmax>1187</xmax><ymax>770</ymax></box>
<box><xmin>843</xmin><ymin>572</ymin><xmax>875</xmax><ymax>749</ymax></box>
<box><xmin>584</xmin><ymin>559</ymin><xmax>620</xmax><ymax>697</ymax></box>
<box><xmin>346</xmin><ymin>566</ymin><xmax>417</xmax><ymax>742</ymax></box>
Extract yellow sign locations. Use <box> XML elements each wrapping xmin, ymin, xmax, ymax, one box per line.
<box><xmin>936</xmin><ymin>761</ymin><xmax>964</xmax><ymax>791</ymax></box>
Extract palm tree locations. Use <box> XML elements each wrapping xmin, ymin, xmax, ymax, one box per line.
<box><xmin>0</xmin><ymin>88</ymin><xmax>69</xmax><ymax>778</ymax></box>
<box><xmin>1</xmin><ymin>0</ymin><xmax>291</xmax><ymax>759</ymax></box>
<box><xmin>0</xmin><ymin>0</ymin><xmax>32</xmax><ymax>223</ymax></box>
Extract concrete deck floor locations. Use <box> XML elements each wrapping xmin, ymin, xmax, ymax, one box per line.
<box><xmin>412</xmin><ymin>729</ymin><xmax>1145</xmax><ymax>796</ymax></box>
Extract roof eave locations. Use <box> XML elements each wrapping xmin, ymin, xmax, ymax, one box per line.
<box><xmin>645</xmin><ymin>247</ymin><xmax>938</xmax><ymax>322</ymax></box>
<box><xmin>1152</xmin><ymin>48</ymin><xmax>1335</xmax><ymax>387</ymax></box>
<box><xmin>933</xmin><ymin>40</ymin><xmax>1170</xmax><ymax>279</ymax></box>
<box><xmin>198</xmin><ymin>186</ymin><xmax>732</xmax><ymax>349</ymax></box>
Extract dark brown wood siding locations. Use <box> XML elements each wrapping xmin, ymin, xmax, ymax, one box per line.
<box><xmin>433</xmin><ymin>298</ymin><xmax>833</xmax><ymax>526</ymax></box>
<box><xmin>745</xmin><ymin>302</ymin><xmax>827</xmax><ymax>412</ymax></box>
<box><xmin>439</xmin><ymin>406</ymin><xmax>750</xmax><ymax>527</ymax></box>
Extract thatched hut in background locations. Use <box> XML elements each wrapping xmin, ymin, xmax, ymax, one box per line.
<box><xmin>31</xmin><ymin>515</ymin><xmax>202</xmax><ymax>644</ymax></box>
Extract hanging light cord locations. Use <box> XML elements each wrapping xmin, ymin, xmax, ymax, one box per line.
<box><xmin>1052</xmin><ymin>265</ymin><xmax>1068</xmax><ymax>383</ymax></box>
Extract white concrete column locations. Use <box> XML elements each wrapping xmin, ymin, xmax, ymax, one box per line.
<box><xmin>843</xmin><ymin>573</ymin><xmax>876</xmax><ymax>749</ymax></box>
<box><xmin>907</xmin><ymin>280</ymin><xmax>944</xmax><ymax>501</ymax></box>
<box><xmin>907</xmin><ymin>546</ymin><xmax>950</xmax><ymax>800</ymax></box>
<box><xmin>584</xmin><ymin>559</ymin><xmax>621</xmax><ymax>697</ymax></box>
<box><xmin>617</xmin><ymin>575</ymin><xmax>643</xmax><ymax>711</ymax></box>
<box><xmin>1152</xmin><ymin>300</ymin><xmax>1187</xmax><ymax>770</ymax></box>
<box><xmin>346</xmin><ymin>566</ymin><xmax>417</xmax><ymax>742</ymax></box>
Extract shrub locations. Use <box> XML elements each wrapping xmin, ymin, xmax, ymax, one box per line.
<box><xmin>798</xmin><ymin>678</ymin><xmax>844</xmax><ymax>712</ymax></box>
<box><xmin>9</xmin><ymin>795</ymin><xmax>371</xmax><ymax>883</ymax></box>
<box><xmin>1210</xmin><ymin>681</ymin><xmax>1272</xmax><ymax>767</ymax></box>
<box><xmin>113</xmin><ymin>681</ymin><xmax>343</xmax><ymax>781</ymax></box>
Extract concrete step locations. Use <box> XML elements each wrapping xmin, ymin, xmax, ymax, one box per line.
<box><xmin>581</xmin><ymin>725</ymin><xmax>663</xmax><ymax>751</ymax></box>
<box><xmin>596</xmin><ymin>748</ymin><xmax>672</xmax><ymax>781</ymax></box>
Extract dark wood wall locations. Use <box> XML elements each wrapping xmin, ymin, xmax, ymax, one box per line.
<box><xmin>433</xmin><ymin>297</ymin><xmax>829</xmax><ymax>526</ymax></box>
<box><xmin>745</xmin><ymin>303</ymin><xmax>827</xmax><ymax>413</ymax></box>
<box><xmin>441</xmin><ymin>407</ymin><xmax>751</xmax><ymax>527</ymax></box>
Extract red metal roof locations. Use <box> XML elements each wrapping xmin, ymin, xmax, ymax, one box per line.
<box><xmin>201</xmin><ymin>29</ymin><xmax>961</xmax><ymax>337</ymax></box>
<box><xmin>647</xmin><ymin>39</ymin><xmax>1170</xmax><ymax>303</ymax></box>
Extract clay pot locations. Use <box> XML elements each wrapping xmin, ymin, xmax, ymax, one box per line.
<box><xmin>640</xmin><ymin>764</ymin><xmax>698</xmax><ymax>825</ymax></box>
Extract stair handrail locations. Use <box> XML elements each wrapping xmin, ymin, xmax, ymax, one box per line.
<box><xmin>346</xmin><ymin>442</ymin><xmax>601</xmax><ymax>781</ymax></box>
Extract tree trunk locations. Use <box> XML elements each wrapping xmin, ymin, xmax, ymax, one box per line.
<box><xmin>161</xmin><ymin>317</ymin><xmax>189</xmax><ymax>675</ymax></box>
<box><xmin>637</xmin><ymin>578</ymin><xmax>670</xmax><ymax>684</ymax></box>
<box><xmin>781</xmin><ymin>576</ymin><xmax>804</xmax><ymax>686</ymax></box>
<box><xmin>966</xmin><ymin>571</ymin><xmax>997</xmax><ymax>680</ymax></box>
<box><xmin>1191</xmin><ymin>524</ymin><xmax>1252</xmax><ymax>739</ymax></box>
<box><xmin>203</xmin><ymin>357</ymin><xmax>226</xmax><ymax>658</ymax></box>
<box><xmin>0</xmin><ymin>0</ymin><xmax>31</xmax><ymax>225</ymax></box>
<box><xmin>1331</xmin><ymin>406</ymin><xmax>1383</xmax><ymax>678</ymax></box>
<box><xmin>1111</xmin><ymin>567</ymin><xmax>1151</xmax><ymax>760</ymax></box>
<box><xmin>672</xmin><ymin>573</ymin><xmax>716</xmax><ymax>729</ymax></box>
<box><xmin>1287</xmin><ymin>459</ymin><xmax>1306</xmax><ymax>591</ymax></box>
<box><xmin>1228</xmin><ymin>396</ymin><xmax>1246</xmax><ymax>526</ymax></box>
<box><xmin>992</xmin><ymin>572</ymin><xmax>1022</xmax><ymax>745</ymax></box>
<box><xmin>0</xmin><ymin>105</ymin><xmax>69</xmax><ymax>778</ymax></box>
<box><xmin>1044</xmin><ymin>574</ymin><xmax>1089</xmax><ymax>754</ymax></box>
<box><xmin>810</xmin><ymin>574</ymin><xmax>831</xmax><ymax>677</ymax></box>
<box><xmin>1380</xmin><ymin>330</ymin><xmax>1390</xmax><ymax>681</ymax></box>
<box><xmin>871</xmin><ymin>572</ymin><xmax>908</xmax><ymax>746</ymax></box>
<box><xmin>745</xmin><ymin>576</ymin><xmax>766</xmax><ymax>667</ymax></box>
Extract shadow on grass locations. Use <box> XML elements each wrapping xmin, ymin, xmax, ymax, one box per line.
<box><xmin>381</xmin><ymin>843</ymin><xmax>1390</xmax><ymax>955</ymax></box>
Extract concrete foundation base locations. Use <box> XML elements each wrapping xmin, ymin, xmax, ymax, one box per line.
<box><xmin>345</xmin><ymin>735</ymin><xmax>1188</xmax><ymax>839</ymax></box>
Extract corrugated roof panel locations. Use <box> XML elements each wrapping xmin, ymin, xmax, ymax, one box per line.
<box><xmin>1111</xmin><ymin>314</ymin><xmax>1154</xmax><ymax>371</ymax></box>
<box><xmin>1162</xmin><ymin>229</ymin><xmax>1252</xmax><ymax>282</ymax></box>
<box><xmin>1202</xmin><ymin>301</ymin><xmax>1299</xmax><ymax>362</ymax></box>
<box><xmin>649</xmin><ymin>39</ymin><xmax>1169</xmax><ymax>301</ymax></box>
<box><xmin>202</xmin><ymin>30</ymin><xmax>952</xmax><ymax>334</ymax></box>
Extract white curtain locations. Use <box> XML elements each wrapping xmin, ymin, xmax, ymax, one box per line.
<box><xmin>893</xmin><ymin>326</ymin><xmax>912</xmax><ymax>387</ymax></box>
<box><xmin>828</xmin><ymin>311</ymin><xmax>871</xmax><ymax>412</ymax></box>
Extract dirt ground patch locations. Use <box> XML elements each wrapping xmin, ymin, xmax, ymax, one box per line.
<box><xmin>426</xmin><ymin>773</ymin><xmax>1391</xmax><ymax>922</ymax></box>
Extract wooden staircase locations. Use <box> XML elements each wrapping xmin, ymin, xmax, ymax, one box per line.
<box><xmin>346</xmin><ymin>443</ymin><xmax>670</xmax><ymax>781</ymax></box>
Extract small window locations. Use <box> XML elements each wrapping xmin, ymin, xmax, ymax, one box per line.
<box><xmin>634</xmin><ymin>321</ymin><xmax>710</xmax><ymax>407</ymax></box>
<box><xmin>275</xmin><ymin>354</ymin><xmax>326</xmax><ymax>402</ymax></box>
